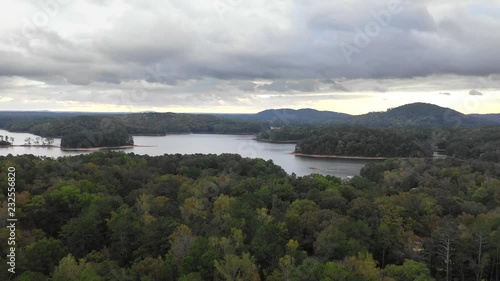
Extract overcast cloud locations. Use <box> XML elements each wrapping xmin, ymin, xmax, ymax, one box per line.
<box><xmin>0</xmin><ymin>0</ymin><xmax>499</xmax><ymax>113</ymax></box>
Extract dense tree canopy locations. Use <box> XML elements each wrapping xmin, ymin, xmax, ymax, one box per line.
<box><xmin>60</xmin><ymin>128</ymin><xmax>133</xmax><ymax>148</ymax></box>
<box><xmin>294</xmin><ymin>127</ymin><xmax>432</xmax><ymax>158</ymax></box>
<box><xmin>1</xmin><ymin>152</ymin><xmax>499</xmax><ymax>280</ymax></box>
<box><xmin>436</xmin><ymin>127</ymin><xmax>500</xmax><ymax>162</ymax></box>
<box><xmin>30</xmin><ymin>116</ymin><xmax>135</xmax><ymax>148</ymax></box>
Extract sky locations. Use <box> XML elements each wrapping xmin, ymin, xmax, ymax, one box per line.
<box><xmin>0</xmin><ymin>0</ymin><xmax>500</xmax><ymax>115</ymax></box>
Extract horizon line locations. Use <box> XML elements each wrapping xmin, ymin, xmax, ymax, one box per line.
<box><xmin>0</xmin><ymin>102</ymin><xmax>498</xmax><ymax>116</ymax></box>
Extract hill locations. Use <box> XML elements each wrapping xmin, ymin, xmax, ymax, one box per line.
<box><xmin>219</xmin><ymin>103</ymin><xmax>497</xmax><ymax>127</ymax></box>
<box><xmin>253</xmin><ymin>108</ymin><xmax>351</xmax><ymax>122</ymax></box>
<box><xmin>216</xmin><ymin>108</ymin><xmax>351</xmax><ymax>124</ymax></box>
<box><xmin>348</xmin><ymin>103</ymin><xmax>495</xmax><ymax>127</ymax></box>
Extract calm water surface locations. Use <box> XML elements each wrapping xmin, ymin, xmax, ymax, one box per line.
<box><xmin>0</xmin><ymin>129</ymin><xmax>378</xmax><ymax>178</ymax></box>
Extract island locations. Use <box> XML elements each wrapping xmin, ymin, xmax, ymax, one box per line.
<box><xmin>60</xmin><ymin>129</ymin><xmax>134</xmax><ymax>149</ymax></box>
<box><xmin>16</xmin><ymin>115</ymin><xmax>136</xmax><ymax>150</ymax></box>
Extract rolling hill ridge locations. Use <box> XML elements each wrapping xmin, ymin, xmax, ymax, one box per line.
<box><xmin>244</xmin><ymin>103</ymin><xmax>497</xmax><ymax>127</ymax></box>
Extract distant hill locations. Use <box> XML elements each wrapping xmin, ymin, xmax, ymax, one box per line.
<box><xmin>219</xmin><ymin>104</ymin><xmax>497</xmax><ymax>128</ymax></box>
<box><xmin>469</xmin><ymin>114</ymin><xmax>500</xmax><ymax>123</ymax></box>
<box><xmin>217</xmin><ymin>108</ymin><xmax>351</xmax><ymax>123</ymax></box>
<box><xmin>254</xmin><ymin>108</ymin><xmax>351</xmax><ymax>122</ymax></box>
<box><xmin>348</xmin><ymin>103</ymin><xmax>496</xmax><ymax>128</ymax></box>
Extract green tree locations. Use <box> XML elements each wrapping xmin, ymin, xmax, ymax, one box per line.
<box><xmin>344</xmin><ymin>252</ymin><xmax>380</xmax><ymax>281</ymax></box>
<box><xmin>384</xmin><ymin>259</ymin><xmax>434</xmax><ymax>281</ymax></box>
<box><xmin>51</xmin><ymin>254</ymin><xmax>102</xmax><ymax>281</ymax></box>
<box><xmin>16</xmin><ymin>271</ymin><xmax>48</xmax><ymax>281</ymax></box>
<box><xmin>169</xmin><ymin>225</ymin><xmax>196</xmax><ymax>264</ymax></box>
<box><xmin>106</xmin><ymin>205</ymin><xmax>141</xmax><ymax>265</ymax></box>
<box><xmin>214</xmin><ymin>253</ymin><xmax>260</xmax><ymax>281</ymax></box>
<box><xmin>179</xmin><ymin>272</ymin><xmax>204</xmax><ymax>281</ymax></box>
<box><xmin>19</xmin><ymin>238</ymin><xmax>67</xmax><ymax>275</ymax></box>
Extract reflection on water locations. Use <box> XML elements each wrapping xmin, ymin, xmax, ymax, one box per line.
<box><xmin>0</xmin><ymin>129</ymin><xmax>378</xmax><ymax>178</ymax></box>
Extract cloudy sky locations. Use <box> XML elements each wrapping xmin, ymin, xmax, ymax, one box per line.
<box><xmin>0</xmin><ymin>0</ymin><xmax>499</xmax><ymax>114</ymax></box>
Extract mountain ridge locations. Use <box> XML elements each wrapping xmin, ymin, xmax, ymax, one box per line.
<box><xmin>248</xmin><ymin>103</ymin><xmax>497</xmax><ymax>127</ymax></box>
<box><xmin>1</xmin><ymin>103</ymin><xmax>498</xmax><ymax>132</ymax></box>
<box><xmin>345</xmin><ymin>102</ymin><xmax>495</xmax><ymax>127</ymax></box>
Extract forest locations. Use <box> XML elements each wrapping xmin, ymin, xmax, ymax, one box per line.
<box><xmin>0</xmin><ymin>113</ymin><xmax>266</xmax><ymax>148</ymax></box>
<box><xmin>1</xmin><ymin>152</ymin><xmax>499</xmax><ymax>280</ymax></box>
<box><xmin>258</xmin><ymin>126</ymin><xmax>500</xmax><ymax>162</ymax></box>
<box><xmin>0</xmin><ymin>113</ymin><xmax>266</xmax><ymax>137</ymax></box>
<box><xmin>20</xmin><ymin>116</ymin><xmax>134</xmax><ymax>148</ymax></box>
<box><xmin>436</xmin><ymin>127</ymin><xmax>500</xmax><ymax>162</ymax></box>
<box><xmin>293</xmin><ymin>127</ymin><xmax>432</xmax><ymax>158</ymax></box>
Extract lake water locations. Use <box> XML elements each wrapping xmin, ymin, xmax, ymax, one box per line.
<box><xmin>0</xmin><ymin>129</ymin><xmax>378</xmax><ymax>178</ymax></box>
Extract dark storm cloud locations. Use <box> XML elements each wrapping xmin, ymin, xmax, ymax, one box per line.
<box><xmin>3</xmin><ymin>1</ymin><xmax>500</xmax><ymax>83</ymax></box>
<box><xmin>257</xmin><ymin>80</ymin><xmax>319</xmax><ymax>92</ymax></box>
<box><xmin>230</xmin><ymin>81</ymin><xmax>256</xmax><ymax>92</ymax></box>
<box><xmin>0</xmin><ymin>0</ymin><xmax>499</xmax><ymax>111</ymax></box>
<box><xmin>469</xmin><ymin>90</ymin><xmax>483</xmax><ymax>96</ymax></box>
<box><xmin>390</xmin><ymin>4</ymin><xmax>437</xmax><ymax>32</ymax></box>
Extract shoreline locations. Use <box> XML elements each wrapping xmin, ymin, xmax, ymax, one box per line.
<box><xmin>255</xmin><ymin>138</ymin><xmax>300</xmax><ymax>144</ymax></box>
<box><xmin>191</xmin><ymin>132</ymin><xmax>257</xmax><ymax>136</ymax></box>
<box><xmin>0</xmin><ymin>144</ymin><xmax>60</xmax><ymax>148</ymax></box>
<box><xmin>60</xmin><ymin>145</ymin><xmax>136</xmax><ymax>151</ymax></box>
<box><xmin>133</xmin><ymin>132</ymin><xmax>258</xmax><ymax>136</ymax></box>
<box><xmin>292</xmin><ymin>152</ymin><xmax>387</xmax><ymax>160</ymax></box>
<box><xmin>131</xmin><ymin>134</ymin><xmax>170</xmax><ymax>136</ymax></box>
<box><xmin>3</xmin><ymin>144</ymin><xmax>156</xmax><ymax>151</ymax></box>
<box><xmin>0</xmin><ymin>129</ymin><xmax>258</xmax><ymax>138</ymax></box>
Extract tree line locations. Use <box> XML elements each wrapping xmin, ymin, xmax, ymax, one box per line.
<box><xmin>0</xmin><ymin>135</ymin><xmax>14</xmax><ymax>146</ymax></box>
<box><xmin>0</xmin><ymin>113</ymin><xmax>267</xmax><ymax>137</ymax></box>
<box><xmin>23</xmin><ymin>137</ymin><xmax>54</xmax><ymax>146</ymax></box>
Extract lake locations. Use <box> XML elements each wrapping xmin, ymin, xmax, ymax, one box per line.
<box><xmin>0</xmin><ymin>129</ymin><xmax>378</xmax><ymax>178</ymax></box>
